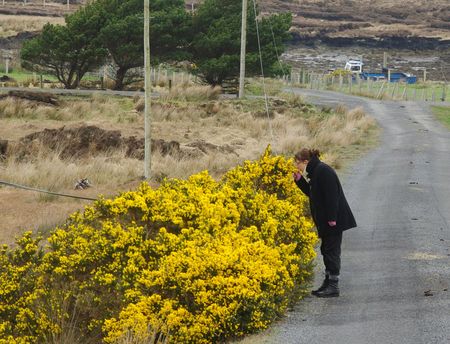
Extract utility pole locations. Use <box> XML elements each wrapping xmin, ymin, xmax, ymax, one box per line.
<box><xmin>238</xmin><ymin>0</ymin><xmax>248</xmax><ymax>98</ymax></box>
<box><xmin>144</xmin><ymin>0</ymin><xmax>152</xmax><ymax>179</ymax></box>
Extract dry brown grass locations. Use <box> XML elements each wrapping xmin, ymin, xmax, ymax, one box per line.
<box><xmin>0</xmin><ymin>14</ymin><xmax>64</xmax><ymax>37</ymax></box>
<box><xmin>1</xmin><ymin>148</ymin><xmax>142</xmax><ymax>191</ymax></box>
<box><xmin>0</xmin><ymin>83</ymin><xmax>378</xmax><ymax>244</ymax></box>
<box><xmin>159</xmin><ymin>84</ymin><xmax>222</xmax><ymax>102</ymax></box>
<box><xmin>0</xmin><ymin>94</ymin><xmax>137</xmax><ymax>122</ymax></box>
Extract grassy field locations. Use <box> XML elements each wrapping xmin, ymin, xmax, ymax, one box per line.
<box><xmin>432</xmin><ymin>105</ymin><xmax>450</xmax><ymax>129</ymax></box>
<box><xmin>0</xmin><ymin>81</ymin><xmax>378</xmax><ymax>244</ymax></box>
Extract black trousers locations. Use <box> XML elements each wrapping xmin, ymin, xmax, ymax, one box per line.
<box><xmin>320</xmin><ymin>231</ymin><xmax>343</xmax><ymax>276</ymax></box>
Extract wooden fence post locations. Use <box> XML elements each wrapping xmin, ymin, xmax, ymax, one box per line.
<box><xmin>377</xmin><ymin>82</ymin><xmax>386</xmax><ymax>99</ymax></box>
<box><xmin>391</xmin><ymin>82</ymin><xmax>398</xmax><ymax>99</ymax></box>
<box><xmin>402</xmin><ymin>84</ymin><xmax>407</xmax><ymax>100</ymax></box>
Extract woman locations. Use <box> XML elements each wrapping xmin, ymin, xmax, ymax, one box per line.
<box><xmin>294</xmin><ymin>148</ymin><xmax>356</xmax><ymax>298</ymax></box>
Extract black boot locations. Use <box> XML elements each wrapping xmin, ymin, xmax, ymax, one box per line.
<box><xmin>315</xmin><ymin>279</ymin><xmax>339</xmax><ymax>298</ymax></box>
<box><xmin>311</xmin><ymin>275</ymin><xmax>329</xmax><ymax>296</ymax></box>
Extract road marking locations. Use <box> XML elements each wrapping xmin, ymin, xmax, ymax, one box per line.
<box><xmin>405</xmin><ymin>252</ymin><xmax>447</xmax><ymax>261</ymax></box>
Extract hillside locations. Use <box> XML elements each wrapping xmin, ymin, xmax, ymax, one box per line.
<box><xmin>189</xmin><ymin>0</ymin><xmax>449</xmax><ymax>46</ymax></box>
<box><xmin>1</xmin><ymin>0</ymin><xmax>449</xmax><ymax>79</ymax></box>
<box><xmin>2</xmin><ymin>0</ymin><xmax>449</xmax><ymax>45</ymax></box>
<box><xmin>264</xmin><ymin>0</ymin><xmax>449</xmax><ymax>45</ymax></box>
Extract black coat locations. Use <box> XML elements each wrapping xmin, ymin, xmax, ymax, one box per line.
<box><xmin>295</xmin><ymin>155</ymin><xmax>356</xmax><ymax>238</ymax></box>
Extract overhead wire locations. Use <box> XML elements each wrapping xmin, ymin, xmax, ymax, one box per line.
<box><xmin>0</xmin><ymin>180</ymin><xmax>97</xmax><ymax>201</ymax></box>
<box><xmin>267</xmin><ymin>15</ymin><xmax>297</xmax><ymax>96</ymax></box>
<box><xmin>251</xmin><ymin>0</ymin><xmax>275</xmax><ymax>145</ymax></box>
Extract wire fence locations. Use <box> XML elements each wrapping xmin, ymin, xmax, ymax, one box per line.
<box><xmin>0</xmin><ymin>0</ymin><xmax>78</xmax><ymax>9</ymax></box>
<box><xmin>0</xmin><ymin>65</ymin><xmax>199</xmax><ymax>90</ymax></box>
<box><xmin>280</xmin><ymin>71</ymin><xmax>449</xmax><ymax>102</ymax></box>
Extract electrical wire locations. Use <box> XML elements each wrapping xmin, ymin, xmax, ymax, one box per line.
<box><xmin>0</xmin><ymin>180</ymin><xmax>97</xmax><ymax>201</ymax></box>
<box><xmin>268</xmin><ymin>15</ymin><xmax>297</xmax><ymax>96</ymax></box>
<box><xmin>251</xmin><ymin>0</ymin><xmax>275</xmax><ymax>145</ymax></box>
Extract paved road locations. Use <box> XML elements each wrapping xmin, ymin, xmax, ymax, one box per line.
<box><xmin>239</xmin><ymin>90</ymin><xmax>450</xmax><ymax>344</ymax></box>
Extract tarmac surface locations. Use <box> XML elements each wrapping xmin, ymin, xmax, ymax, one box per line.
<box><xmin>238</xmin><ymin>89</ymin><xmax>450</xmax><ymax>344</ymax></box>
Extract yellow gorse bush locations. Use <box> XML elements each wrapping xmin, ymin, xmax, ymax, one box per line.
<box><xmin>0</xmin><ymin>147</ymin><xmax>317</xmax><ymax>344</ymax></box>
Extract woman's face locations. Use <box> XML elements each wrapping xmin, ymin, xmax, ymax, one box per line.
<box><xmin>295</xmin><ymin>159</ymin><xmax>308</xmax><ymax>172</ymax></box>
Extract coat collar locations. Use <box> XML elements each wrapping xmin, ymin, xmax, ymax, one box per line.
<box><xmin>306</xmin><ymin>155</ymin><xmax>320</xmax><ymax>178</ymax></box>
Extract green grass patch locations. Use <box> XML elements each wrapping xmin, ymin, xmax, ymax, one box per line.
<box><xmin>245</xmin><ymin>77</ymin><xmax>284</xmax><ymax>97</ymax></box>
<box><xmin>432</xmin><ymin>106</ymin><xmax>450</xmax><ymax>129</ymax></box>
<box><xmin>0</xmin><ymin>68</ymin><xmax>58</xmax><ymax>83</ymax></box>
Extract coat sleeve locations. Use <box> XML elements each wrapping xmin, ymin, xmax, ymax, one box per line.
<box><xmin>320</xmin><ymin>168</ymin><xmax>339</xmax><ymax>221</ymax></box>
<box><xmin>295</xmin><ymin>176</ymin><xmax>310</xmax><ymax>197</ymax></box>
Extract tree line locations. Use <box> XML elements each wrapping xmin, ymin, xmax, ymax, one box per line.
<box><xmin>20</xmin><ymin>0</ymin><xmax>292</xmax><ymax>90</ymax></box>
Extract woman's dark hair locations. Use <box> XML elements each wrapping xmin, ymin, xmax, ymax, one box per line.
<box><xmin>295</xmin><ymin>148</ymin><xmax>320</xmax><ymax>161</ymax></box>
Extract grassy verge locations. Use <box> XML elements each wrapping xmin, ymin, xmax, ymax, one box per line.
<box><xmin>432</xmin><ymin>105</ymin><xmax>450</xmax><ymax>129</ymax></box>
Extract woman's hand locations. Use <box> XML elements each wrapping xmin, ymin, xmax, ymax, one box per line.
<box><xmin>293</xmin><ymin>172</ymin><xmax>302</xmax><ymax>182</ymax></box>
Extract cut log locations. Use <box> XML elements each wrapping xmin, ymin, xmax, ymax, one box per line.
<box><xmin>6</xmin><ymin>90</ymin><xmax>59</xmax><ymax>106</ymax></box>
